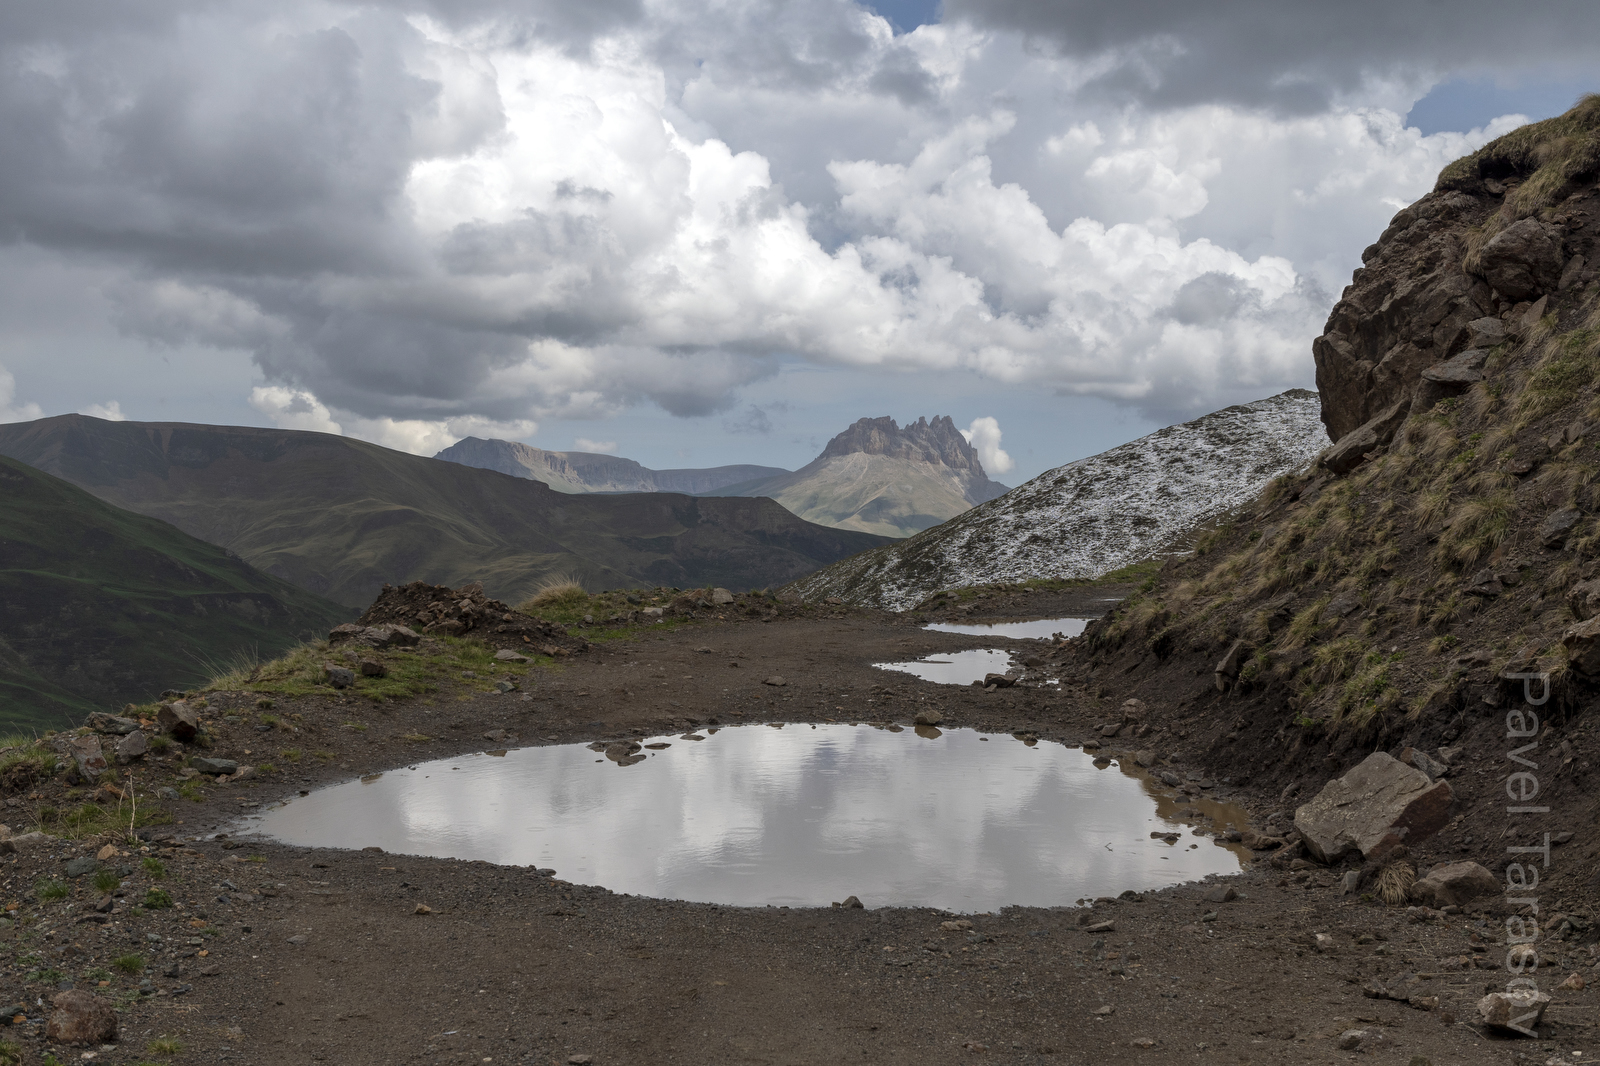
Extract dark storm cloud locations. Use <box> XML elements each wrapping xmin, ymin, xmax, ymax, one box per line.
<box><xmin>944</xmin><ymin>0</ymin><xmax>1600</xmax><ymax>113</ymax></box>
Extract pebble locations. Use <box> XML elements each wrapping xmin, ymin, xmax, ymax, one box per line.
<box><xmin>1093</xmin><ymin>1005</ymin><xmax>1114</xmax><ymax>1016</ymax></box>
<box><xmin>1085</xmin><ymin>920</ymin><xmax>1115</xmax><ymax>934</ymax></box>
<box><xmin>414</xmin><ymin>904</ymin><xmax>433</xmax><ymax>915</ymax></box>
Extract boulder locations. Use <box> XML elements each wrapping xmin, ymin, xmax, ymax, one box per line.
<box><xmin>361</xmin><ymin>624</ymin><xmax>421</xmax><ymax>649</ymax></box>
<box><xmin>67</xmin><ymin>735</ymin><xmax>107</xmax><ymax>782</ymax></box>
<box><xmin>913</xmin><ymin>709</ymin><xmax>943</xmax><ymax>726</ymax></box>
<box><xmin>1560</xmin><ymin>254</ymin><xmax>1587</xmax><ymax>291</ymax></box>
<box><xmin>1293</xmin><ymin>752</ymin><xmax>1454</xmax><ymax>863</ymax></box>
<box><xmin>1568</xmin><ymin>579</ymin><xmax>1600</xmax><ymax>621</ymax></box>
<box><xmin>1318</xmin><ymin>399</ymin><xmax>1407</xmax><ymax>475</ymax></box>
<box><xmin>114</xmin><ymin>730</ymin><xmax>148</xmax><ymax>764</ymax></box>
<box><xmin>324</xmin><ymin>665</ymin><xmax>355</xmax><ymax>689</ymax></box>
<box><xmin>710</xmin><ymin>588</ymin><xmax>735</xmax><ymax>605</ymax></box>
<box><xmin>1478</xmin><ymin>219</ymin><xmax>1564</xmax><ymax>301</ymax></box>
<box><xmin>191</xmin><ymin>758</ymin><xmax>239</xmax><ymax>776</ymax></box>
<box><xmin>1409</xmin><ymin>861</ymin><xmax>1498</xmax><ymax>908</ymax></box>
<box><xmin>1562</xmin><ymin>616</ymin><xmax>1600</xmax><ymax>675</ymax></box>
<box><xmin>156</xmin><ymin>701</ymin><xmax>199</xmax><ymax>741</ymax></box>
<box><xmin>327</xmin><ymin>623</ymin><xmax>366</xmax><ymax>645</ymax></box>
<box><xmin>1466</xmin><ymin>316</ymin><xmax>1507</xmax><ymax>349</ymax></box>
<box><xmin>84</xmin><ymin>712</ymin><xmax>139</xmax><ymax>736</ymax></box>
<box><xmin>45</xmin><ymin>989</ymin><xmax>117</xmax><ymax>1045</ymax></box>
<box><xmin>983</xmin><ymin>673</ymin><xmax>1014</xmax><ymax>688</ymax></box>
<box><xmin>1214</xmin><ymin>638</ymin><xmax>1248</xmax><ymax>691</ymax></box>
<box><xmin>1539</xmin><ymin>507</ymin><xmax>1582</xmax><ymax>549</ymax></box>
<box><xmin>1476</xmin><ymin>989</ymin><xmax>1551</xmax><ymax>1035</ymax></box>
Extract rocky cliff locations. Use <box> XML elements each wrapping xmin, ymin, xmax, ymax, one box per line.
<box><xmin>1070</xmin><ymin>96</ymin><xmax>1600</xmax><ymax>796</ymax></box>
<box><xmin>787</xmin><ymin>391</ymin><xmax>1324</xmax><ymax>608</ymax></box>
<box><xmin>706</xmin><ymin>416</ymin><xmax>1009</xmax><ymax>538</ymax></box>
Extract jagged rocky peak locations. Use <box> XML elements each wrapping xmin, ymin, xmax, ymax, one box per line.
<box><xmin>1313</xmin><ymin>94</ymin><xmax>1600</xmax><ymax>466</ymax></box>
<box><xmin>819</xmin><ymin>416</ymin><xmax>987</xmax><ymax>474</ymax></box>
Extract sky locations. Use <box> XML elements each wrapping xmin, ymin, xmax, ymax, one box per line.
<box><xmin>0</xmin><ymin>2</ymin><xmax>1596</xmax><ymax>486</ymax></box>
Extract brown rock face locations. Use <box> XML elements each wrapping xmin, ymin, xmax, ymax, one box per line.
<box><xmin>155</xmin><ymin>700</ymin><xmax>198</xmax><ymax>741</ymax></box>
<box><xmin>46</xmin><ymin>989</ymin><xmax>117</xmax><ymax>1044</ymax></box>
<box><xmin>1313</xmin><ymin>98</ymin><xmax>1600</xmax><ymax>448</ymax></box>
<box><xmin>1478</xmin><ymin>219</ymin><xmax>1566</xmax><ymax>302</ymax></box>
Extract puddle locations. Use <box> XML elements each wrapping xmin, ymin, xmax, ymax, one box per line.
<box><xmin>244</xmin><ymin>725</ymin><xmax>1243</xmax><ymax>912</ymax></box>
<box><xmin>872</xmin><ymin>648</ymin><xmax>1015</xmax><ymax>685</ymax></box>
<box><xmin>924</xmin><ymin>617</ymin><xmax>1090</xmax><ymax>640</ymax></box>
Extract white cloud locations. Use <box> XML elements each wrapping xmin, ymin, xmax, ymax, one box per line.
<box><xmin>0</xmin><ymin>364</ymin><xmax>42</xmax><ymax>424</ymax></box>
<box><xmin>0</xmin><ymin>1</ymin><xmax>1548</xmax><ymax>437</ymax></box>
<box><xmin>79</xmin><ymin>400</ymin><xmax>126</xmax><ymax>421</ymax></box>
<box><xmin>961</xmin><ymin>415</ymin><xmax>1013</xmax><ymax>474</ymax></box>
<box><xmin>249</xmin><ymin>385</ymin><xmax>536</xmax><ymax>456</ymax></box>
<box><xmin>573</xmin><ymin>438</ymin><xmax>619</xmax><ymax>454</ymax></box>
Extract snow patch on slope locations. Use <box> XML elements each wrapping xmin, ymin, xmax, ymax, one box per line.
<box><xmin>788</xmin><ymin>390</ymin><xmax>1326</xmax><ymax>610</ymax></box>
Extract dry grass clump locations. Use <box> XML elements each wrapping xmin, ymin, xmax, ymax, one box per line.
<box><xmin>520</xmin><ymin>574</ymin><xmax>589</xmax><ymax>611</ymax></box>
<box><xmin>1516</xmin><ymin>328</ymin><xmax>1600</xmax><ymax>427</ymax></box>
<box><xmin>1434</xmin><ymin>492</ymin><xmax>1515</xmax><ymax>568</ymax></box>
<box><xmin>1377</xmin><ymin>860</ymin><xmax>1416</xmax><ymax>906</ymax></box>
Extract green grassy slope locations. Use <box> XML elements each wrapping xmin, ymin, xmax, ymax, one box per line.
<box><xmin>0</xmin><ymin>417</ymin><xmax>891</xmax><ymax>608</ymax></box>
<box><xmin>0</xmin><ymin>455</ymin><xmax>352</xmax><ymax>731</ymax></box>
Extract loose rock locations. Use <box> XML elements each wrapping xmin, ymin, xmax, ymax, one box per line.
<box><xmin>1293</xmin><ymin>752</ymin><xmax>1453</xmax><ymax>862</ymax></box>
<box><xmin>157</xmin><ymin>701</ymin><xmax>199</xmax><ymax>741</ymax></box>
<box><xmin>45</xmin><ymin>989</ymin><xmax>117</xmax><ymax>1044</ymax></box>
<box><xmin>1476</xmin><ymin>989</ymin><xmax>1551</xmax><ymax>1034</ymax></box>
<box><xmin>1408</xmin><ymin>861</ymin><xmax>1498</xmax><ymax>908</ymax></box>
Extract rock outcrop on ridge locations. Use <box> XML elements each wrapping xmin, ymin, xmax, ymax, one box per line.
<box><xmin>705</xmin><ymin>416</ymin><xmax>1009</xmax><ymax>538</ymax></box>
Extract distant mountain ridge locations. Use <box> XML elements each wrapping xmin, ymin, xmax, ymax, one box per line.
<box><xmin>787</xmin><ymin>390</ymin><xmax>1325</xmax><ymax>608</ymax></box>
<box><xmin>0</xmin><ymin>454</ymin><xmax>350</xmax><ymax>729</ymax></box>
<box><xmin>706</xmin><ymin>415</ymin><xmax>1009</xmax><ymax>538</ymax></box>
<box><xmin>0</xmin><ymin>416</ymin><xmax>891</xmax><ymax>609</ymax></box>
<box><xmin>435</xmin><ymin>438</ymin><xmax>787</xmax><ymax>495</ymax></box>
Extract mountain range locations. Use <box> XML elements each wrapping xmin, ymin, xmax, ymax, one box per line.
<box><xmin>0</xmin><ymin>416</ymin><xmax>891</xmax><ymax>609</ymax></box>
<box><xmin>439</xmin><ymin>415</ymin><xmax>1008</xmax><ymax>539</ymax></box>
<box><xmin>433</xmin><ymin>439</ymin><xmax>786</xmax><ymax>495</ymax></box>
<box><xmin>0</xmin><ymin>454</ymin><xmax>350</xmax><ymax>729</ymax></box>
<box><xmin>788</xmin><ymin>390</ymin><xmax>1326</xmax><ymax>609</ymax></box>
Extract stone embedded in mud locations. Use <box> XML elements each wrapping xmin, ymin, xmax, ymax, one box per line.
<box><xmin>762</xmin><ymin>676</ymin><xmax>787</xmax><ymax>687</ymax></box>
<box><xmin>1478</xmin><ymin>218</ymin><xmax>1565</xmax><ymax>302</ymax></box>
<box><xmin>85</xmin><ymin>712</ymin><xmax>139</xmax><ymax>736</ymax></box>
<box><xmin>45</xmin><ymin>989</ymin><xmax>117</xmax><ymax>1045</ymax></box>
<box><xmin>913</xmin><ymin>709</ymin><xmax>943</xmax><ymax>726</ymax></box>
<box><xmin>1409</xmin><ymin>861</ymin><xmax>1498</xmax><ymax>908</ymax></box>
<box><xmin>156</xmin><ymin>701</ymin><xmax>199</xmax><ymax>741</ymax></box>
<box><xmin>1561</xmin><ymin>616</ymin><xmax>1600</xmax><ymax>674</ymax></box>
<box><xmin>494</xmin><ymin>649</ymin><xmax>530</xmax><ymax>662</ymax></box>
<box><xmin>1294</xmin><ymin>752</ymin><xmax>1453</xmax><ymax>863</ymax></box>
<box><xmin>1397</xmin><ymin>747</ymin><xmax>1448</xmax><ymax>781</ymax></box>
<box><xmin>1476</xmin><ymin>988</ymin><xmax>1551</xmax><ymax>1034</ymax></box>
<box><xmin>191</xmin><ymin>758</ymin><xmax>239</xmax><ymax>776</ymax></box>
<box><xmin>360</xmin><ymin>624</ymin><xmax>421</xmax><ymax>649</ymax></box>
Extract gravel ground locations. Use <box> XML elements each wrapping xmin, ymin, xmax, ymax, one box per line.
<box><xmin>2</xmin><ymin>587</ymin><xmax>1592</xmax><ymax>1064</ymax></box>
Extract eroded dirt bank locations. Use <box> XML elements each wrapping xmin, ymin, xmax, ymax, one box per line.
<box><xmin>2</xmin><ymin>590</ymin><xmax>1593</xmax><ymax>1065</ymax></box>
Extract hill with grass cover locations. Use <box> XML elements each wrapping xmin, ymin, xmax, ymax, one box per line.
<box><xmin>0</xmin><ymin>417</ymin><xmax>890</xmax><ymax>609</ymax></box>
<box><xmin>1070</xmin><ymin>96</ymin><xmax>1600</xmax><ymax>792</ymax></box>
<box><xmin>434</xmin><ymin>438</ymin><xmax>788</xmax><ymax>495</ymax></box>
<box><xmin>0</xmin><ymin>455</ymin><xmax>351</xmax><ymax>730</ymax></box>
<box><xmin>786</xmin><ymin>391</ymin><xmax>1325</xmax><ymax>609</ymax></box>
<box><xmin>704</xmin><ymin>416</ymin><xmax>1009</xmax><ymax>538</ymax></box>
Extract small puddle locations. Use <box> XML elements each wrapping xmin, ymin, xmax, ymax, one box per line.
<box><xmin>872</xmin><ymin>648</ymin><xmax>1015</xmax><ymax>685</ymax></box>
<box><xmin>924</xmin><ymin>617</ymin><xmax>1091</xmax><ymax>640</ymax></box>
<box><xmin>243</xmin><ymin>725</ymin><xmax>1244</xmax><ymax>911</ymax></box>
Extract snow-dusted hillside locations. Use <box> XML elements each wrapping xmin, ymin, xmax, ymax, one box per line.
<box><xmin>787</xmin><ymin>390</ymin><xmax>1326</xmax><ymax>609</ymax></box>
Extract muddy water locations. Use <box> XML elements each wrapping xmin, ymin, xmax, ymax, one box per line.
<box><xmin>245</xmin><ymin>725</ymin><xmax>1245</xmax><ymax>912</ymax></box>
<box><xmin>923</xmin><ymin>618</ymin><xmax>1091</xmax><ymax>640</ymax></box>
<box><xmin>872</xmin><ymin>648</ymin><xmax>1016</xmax><ymax>685</ymax></box>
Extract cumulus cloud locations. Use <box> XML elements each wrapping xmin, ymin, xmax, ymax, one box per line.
<box><xmin>0</xmin><ymin>363</ymin><xmax>42</xmax><ymax>424</ymax></box>
<box><xmin>0</xmin><ymin>0</ymin><xmax>1568</xmax><ymax>446</ymax></box>
<box><xmin>573</xmin><ymin>437</ymin><xmax>618</xmax><ymax>453</ymax></box>
<box><xmin>249</xmin><ymin>385</ymin><xmax>537</xmax><ymax>456</ymax></box>
<box><xmin>961</xmin><ymin>416</ymin><xmax>1013</xmax><ymax>475</ymax></box>
<box><xmin>79</xmin><ymin>401</ymin><xmax>126</xmax><ymax>421</ymax></box>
